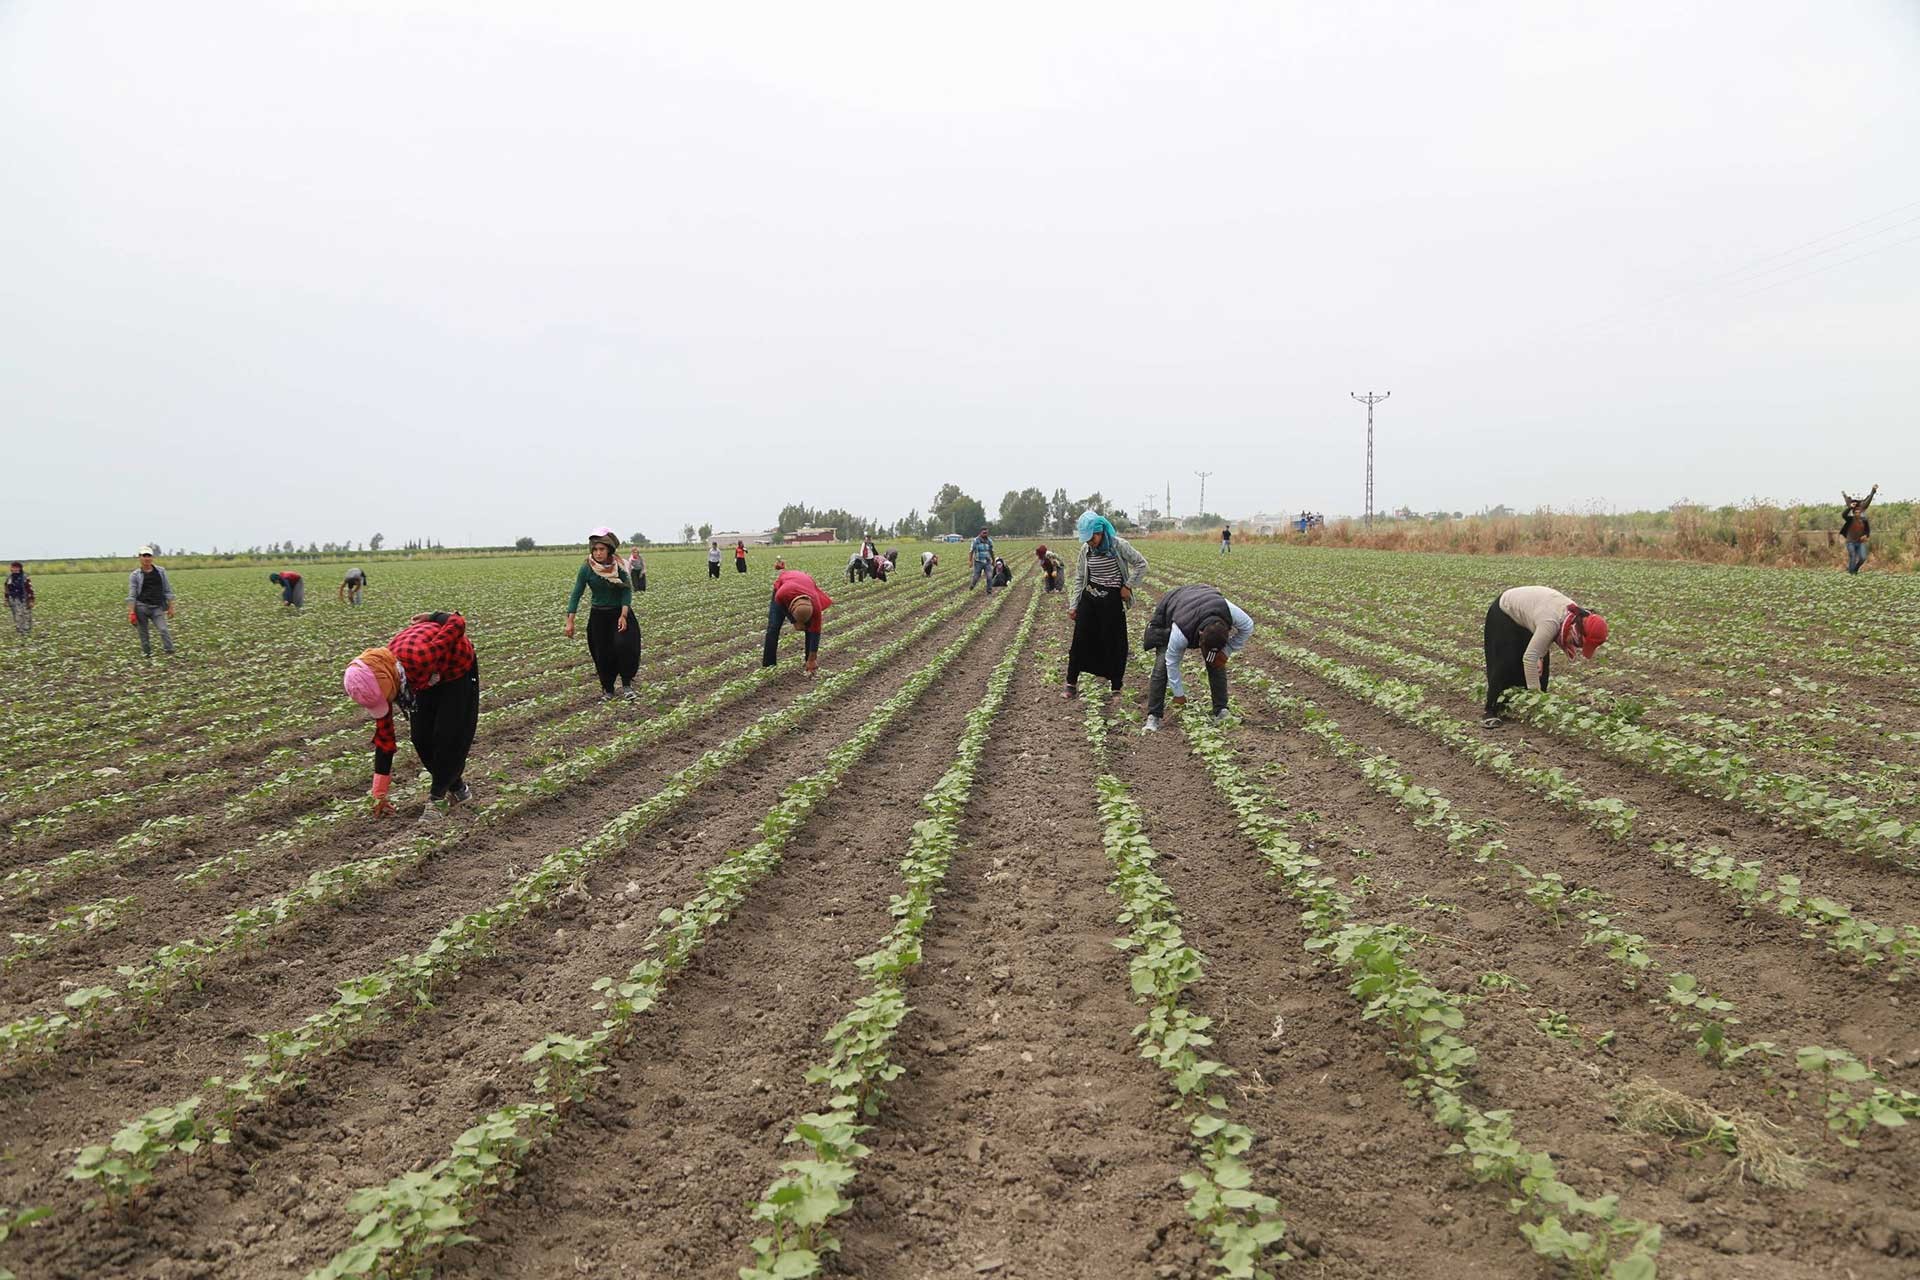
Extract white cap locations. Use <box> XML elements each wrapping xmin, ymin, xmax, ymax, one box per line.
<box><xmin>138</xmin><ymin>545</ymin><xmax>156</xmax><ymax>556</ymax></box>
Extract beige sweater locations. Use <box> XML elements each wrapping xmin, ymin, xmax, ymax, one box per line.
<box><xmin>1498</xmin><ymin>586</ymin><xmax>1573</xmax><ymax>689</ymax></box>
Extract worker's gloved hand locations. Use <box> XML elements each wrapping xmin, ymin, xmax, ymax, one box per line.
<box><xmin>804</xmin><ymin>654</ymin><xmax>819</xmax><ymax>676</ymax></box>
<box><xmin>370</xmin><ymin>773</ymin><xmax>394</xmax><ymax>817</ymax></box>
<box><xmin>128</xmin><ymin>608</ymin><xmax>138</xmax><ymax>625</ymax></box>
<box><xmin>1208</xmin><ymin>650</ymin><xmax>1229</xmax><ymax>669</ymax></box>
<box><xmin>1171</xmin><ymin>695</ymin><xmax>1187</xmax><ymax>709</ymax></box>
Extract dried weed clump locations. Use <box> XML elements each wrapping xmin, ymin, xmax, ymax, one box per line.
<box><xmin>1615</xmin><ymin>1078</ymin><xmax>1810</xmax><ymax>1190</ymax></box>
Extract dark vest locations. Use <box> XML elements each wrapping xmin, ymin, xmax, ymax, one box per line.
<box><xmin>1161</xmin><ymin>584</ymin><xmax>1230</xmax><ymax>644</ymax></box>
<box><xmin>137</xmin><ymin>568</ymin><xmax>167</xmax><ymax>606</ymax></box>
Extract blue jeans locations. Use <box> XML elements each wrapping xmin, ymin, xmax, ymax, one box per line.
<box><xmin>1847</xmin><ymin>541</ymin><xmax>1868</xmax><ymax>573</ymax></box>
<box><xmin>763</xmin><ymin>591</ymin><xmax>821</xmax><ymax>666</ymax></box>
<box><xmin>970</xmin><ymin>561</ymin><xmax>993</xmax><ymax>591</ymax></box>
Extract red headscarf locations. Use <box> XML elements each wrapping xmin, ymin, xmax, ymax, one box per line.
<box><xmin>1557</xmin><ymin>605</ymin><xmax>1609</xmax><ymax>659</ymax></box>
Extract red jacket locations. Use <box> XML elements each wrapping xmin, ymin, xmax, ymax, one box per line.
<box><xmin>372</xmin><ymin>613</ymin><xmax>475</xmax><ymax>754</ymax></box>
<box><xmin>772</xmin><ymin>571</ymin><xmax>832</xmax><ymax>634</ymax></box>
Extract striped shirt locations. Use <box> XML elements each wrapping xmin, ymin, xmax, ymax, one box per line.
<box><xmin>1085</xmin><ymin>552</ymin><xmax>1124</xmax><ymax>588</ymax></box>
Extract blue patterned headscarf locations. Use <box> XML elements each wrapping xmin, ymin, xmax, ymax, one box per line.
<box><xmin>1075</xmin><ymin>510</ymin><xmax>1119</xmax><ymax>549</ymax></box>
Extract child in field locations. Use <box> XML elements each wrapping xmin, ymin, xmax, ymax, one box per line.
<box><xmin>269</xmin><ymin>571</ymin><xmax>305</xmax><ymax>610</ymax></box>
<box><xmin>344</xmin><ymin>610</ymin><xmax>479</xmax><ymax>821</ymax></box>
<box><xmin>708</xmin><ymin>541</ymin><xmax>723</xmax><ymax>578</ymax></box>
<box><xmin>5</xmin><ymin>562</ymin><xmax>33</xmax><ymax>637</ymax></box>
<box><xmin>1034</xmin><ymin>545</ymin><xmax>1065</xmax><ymax>592</ymax></box>
<box><xmin>763</xmin><ymin>569</ymin><xmax>832</xmax><ymax>675</ymax></box>
<box><xmin>1482</xmin><ymin>586</ymin><xmax>1608</xmax><ymax>726</ymax></box>
<box><xmin>921</xmin><ymin>550</ymin><xmax>939</xmax><ymax>577</ymax></box>
<box><xmin>339</xmin><ymin>567</ymin><xmax>368</xmax><ymax>605</ymax></box>
<box><xmin>735</xmin><ymin>540</ymin><xmax>749</xmax><ymax>573</ymax></box>
<box><xmin>989</xmin><ymin>556</ymin><xmax>1012</xmax><ymax>588</ymax></box>
<box><xmin>625</xmin><ymin>549</ymin><xmax>646</xmax><ymax>591</ymax></box>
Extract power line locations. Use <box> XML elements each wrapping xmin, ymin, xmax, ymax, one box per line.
<box><xmin>1560</xmin><ymin>196</ymin><xmax>1920</xmax><ymax>337</ymax></box>
<box><xmin>1194</xmin><ymin>471</ymin><xmax>1214</xmax><ymax>520</ymax></box>
<box><xmin>1728</xmin><ymin>227</ymin><xmax>1920</xmax><ymax>301</ymax></box>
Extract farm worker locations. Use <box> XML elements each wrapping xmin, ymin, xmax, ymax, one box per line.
<box><xmin>269</xmin><ymin>570</ymin><xmax>305</xmax><ymax>610</ymax></box>
<box><xmin>1034</xmin><ymin>545</ymin><xmax>1065</xmax><ymax>592</ymax></box>
<box><xmin>773</xmin><ymin>557</ymin><xmax>787</xmax><ymax>572</ymax></box>
<box><xmin>343</xmin><ymin>610</ymin><xmax>478</xmax><ymax>820</ymax></box>
<box><xmin>127</xmin><ymin>547</ymin><xmax>176</xmax><ymax>657</ymax></box>
<box><xmin>338</xmin><ymin>567</ymin><xmax>368</xmax><ymax>605</ymax></box>
<box><xmin>1141</xmin><ymin>583</ymin><xmax>1253</xmax><ymax>733</ymax></box>
<box><xmin>968</xmin><ymin>528</ymin><xmax>996</xmax><ymax>592</ymax></box>
<box><xmin>990</xmin><ymin>557</ymin><xmax>1012</xmax><ymax>589</ymax></box>
<box><xmin>869</xmin><ymin>551</ymin><xmax>893</xmax><ymax>583</ymax></box>
<box><xmin>1482</xmin><ymin>586</ymin><xmax>1608</xmax><ymax>727</ymax></box>
<box><xmin>846</xmin><ymin>551</ymin><xmax>869</xmax><ymax>584</ymax></box>
<box><xmin>735</xmin><ymin>540</ymin><xmax>749</xmax><ymax>573</ymax></box>
<box><xmin>5</xmin><ymin>562</ymin><xmax>34</xmax><ymax>637</ymax></box>
<box><xmin>1064</xmin><ymin>511</ymin><xmax>1147</xmax><ymax>699</ymax></box>
<box><xmin>861</xmin><ymin>534</ymin><xmax>877</xmax><ymax>560</ymax></box>
<box><xmin>921</xmin><ymin>550</ymin><xmax>939</xmax><ymax>577</ymax></box>
<box><xmin>625</xmin><ymin>549</ymin><xmax>647</xmax><ymax>592</ymax></box>
<box><xmin>1220</xmin><ymin>527</ymin><xmax>1232</xmax><ymax>554</ymax></box>
<box><xmin>763</xmin><ymin>568</ymin><xmax>832</xmax><ymax>676</ymax></box>
<box><xmin>565</xmin><ymin>529</ymin><xmax>641</xmax><ymax>701</ymax></box>
<box><xmin>707</xmin><ymin>540</ymin><xmax>723</xmax><ymax>579</ymax></box>
<box><xmin>1841</xmin><ymin>485</ymin><xmax>1876</xmax><ymax>574</ymax></box>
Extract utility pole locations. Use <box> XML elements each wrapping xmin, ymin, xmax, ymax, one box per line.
<box><xmin>1351</xmin><ymin>391</ymin><xmax>1390</xmax><ymax>527</ymax></box>
<box><xmin>1194</xmin><ymin>470</ymin><xmax>1213</xmax><ymax>521</ymax></box>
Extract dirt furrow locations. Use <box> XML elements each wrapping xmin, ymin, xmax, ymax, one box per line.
<box><xmin>834</xmin><ymin>610</ymin><xmax>1194</xmax><ymax>1280</ymax></box>
<box><xmin>1100</xmin><ymin>704</ymin><xmax>1542</xmax><ymax>1279</ymax></box>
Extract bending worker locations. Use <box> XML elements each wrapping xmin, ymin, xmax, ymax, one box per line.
<box><xmin>763</xmin><ymin>568</ymin><xmax>833</xmax><ymax>676</ymax></box>
<box><xmin>343</xmin><ymin>610</ymin><xmax>480</xmax><ymax>821</ymax></box>
<box><xmin>1483</xmin><ymin>585</ymin><xmax>1608</xmax><ymax>727</ymax></box>
<box><xmin>1142</xmin><ymin>582</ymin><xmax>1253</xmax><ymax>732</ymax></box>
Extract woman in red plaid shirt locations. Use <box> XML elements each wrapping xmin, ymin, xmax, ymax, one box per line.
<box><xmin>342</xmin><ymin>611</ymin><xmax>479</xmax><ymax>821</ymax></box>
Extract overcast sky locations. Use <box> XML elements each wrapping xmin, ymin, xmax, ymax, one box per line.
<box><xmin>3</xmin><ymin>1</ymin><xmax>1917</xmax><ymax>557</ymax></box>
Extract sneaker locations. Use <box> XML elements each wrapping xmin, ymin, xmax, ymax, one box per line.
<box><xmin>1141</xmin><ymin>715</ymin><xmax>1161</xmax><ymax>734</ymax></box>
<box><xmin>418</xmin><ymin>800</ymin><xmax>448</xmax><ymax>824</ymax></box>
<box><xmin>1211</xmin><ymin>708</ymin><xmax>1230</xmax><ymax>724</ymax></box>
<box><xmin>450</xmin><ymin>781</ymin><xmax>472</xmax><ymax>805</ymax></box>
<box><xmin>621</xmin><ymin>686</ymin><xmax>641</xmax><ymax>702</ymax></box>
<box><xmin>599</xmin><ymin>690</ymin><xmax>616</xmax><ymax>703</ymax></box>
<box><xmin>1062</xmin><ymin>685</ymin><xmax>1079</xmax><ymax>700</ymax></box>
<box><xmin>1481</xmin><ymin>716</ymin><xmax>1503</xmax><ymax>729</ymax></box>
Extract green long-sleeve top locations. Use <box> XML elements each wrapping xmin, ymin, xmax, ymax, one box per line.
<box><xmin>567</xmin><ymin>562</ymin><xmax>634</xmax><ymax>613</ymax></box>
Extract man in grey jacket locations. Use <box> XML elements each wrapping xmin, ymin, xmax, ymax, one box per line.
<box><xmin>128</xmin><ymin>547</ymin><xmax>176</xmax><ymax>656</ymax></box>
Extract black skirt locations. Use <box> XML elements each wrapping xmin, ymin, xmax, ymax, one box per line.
<box><xmin>1483</xmin><ymin>596</ymin><xmax>1547</xmax><ymax>714</ymax></box>
<box><xmin>1068</xmin><ymin>587</ymin><xmax>1129</xmax><ymax>688</ymax></box>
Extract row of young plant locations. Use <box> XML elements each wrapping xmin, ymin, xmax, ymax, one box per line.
<box><xmin>0</xmin><ymin>581</ymin><xmax>947</xmax><ymax>911</ymax></box>
<box><xmin>0</xmin><ymin>588</ymin><xmax>953</xmax><ymax>1002</ymax></box>
<box><xmin>1270</xmin><ymin>593</ymin><xmax>1920</xmax><ymax>831</ymax></box>
<box><xmin>1081</xmin><ymin>694</ymin><xmax>1291</xmax><ymax>1278</ymax></box>
<box><xmin>1250</xmin><ymin>631</ymin><xmax>1920</xmax><ymax>981</ymax></box>
<box><xmin>66</xmin><ymin>584</ymin><xmax>1005</xmax><ymax>1209</ymax></box>
<box><xmin>739</xmin><ymin>587</ymin><xmax>1040</xmax><ymax>1278</ymax></box>
<box><xmin>1235</xmin><ymin>667</ymin><xmax>1920</xmax><ymax>1152</ymax></box>
<box><xmin>3</xmin><ymin>586</ymin><xmax>985</xmax><ymax>1069</ymax></box>
<box><xmin>0</xmin><ymin>577</ymin><xmax>881</xmax><ymax>857</ymax></box>
<box><xmin>1182</xmin><ymin>552</ymin><xmax>1920</xmax><ymax>867</ymax></box>
<box><xmin>1173</xmin><ymin>707</ymin><xmax>1663</xmax><ymax>1279</ymax></box>
<box><xmin>1270</xmin><ymin>587</ymin><xmax>1913</xmax><ymax>794</ymax></box>
<box><xmin>298</xmin><ymin>586</ymin><xmax>1024</xmax><ymax>1280</ymax></box>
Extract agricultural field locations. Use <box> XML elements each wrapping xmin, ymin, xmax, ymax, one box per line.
<box><xmin>0</xmin><ymin>540</ymin><xmax>1916</xmax><ymax>1280</ymax></box>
